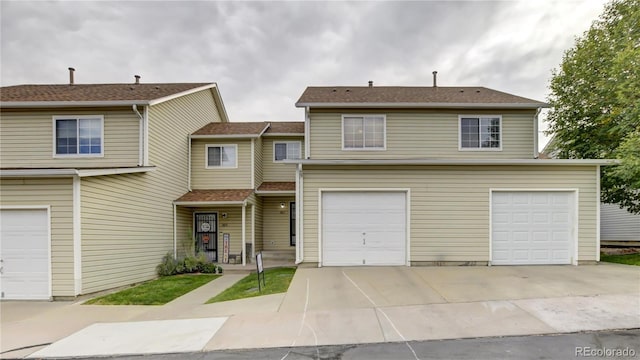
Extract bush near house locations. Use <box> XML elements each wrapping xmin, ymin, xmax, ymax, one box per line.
<box><xmin>156</xmin><ymin>252</ymin><xmax>219</xmax><ymax>276</ymax></box>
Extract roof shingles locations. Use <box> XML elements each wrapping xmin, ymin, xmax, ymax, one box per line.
<box><xmin>296</xmin><ymin>86</ymin><xmax>546</xmax><ymax>106</ymax></box>
<box><xmin>193</xmin><ymin>121</ymin><xmax>304</xmax><ymax>136</ymax></box>
<box><xmin>0</xmin><ymin>83</ymin><xmax>212</xmax><ymax>102</ymax></box>
<box><xmin>175</xmin><ymin>189</ymin><xmax>253</xmax><ymax>203</ymax></box>
<box><xmin>257</xmin><ymin>182</ymin><xmax>296</xmax><ymax>192</ymax></box>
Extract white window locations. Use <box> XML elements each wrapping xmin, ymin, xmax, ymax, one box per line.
<box><xmin>274</xmin><ymin>142</ymin><xmax>301</xmax><ymax>161</ymax></box>
<box><xmin>53</xmin><ymin>116</ymin><xmax>103</xmax><ymax>156</ymax></box>
<box><xmin>206</xmin><ymin>144</ymin><xmax>237</xmax><ymax>168</ymax></box>
<box><xmin>459</xmin><ymin>115</ymin><xmax>502</xmax><ymax>150</ymax></box>
<box><xmin>342</xmin><ymin>115</ymin><xmax>386</xmax><ymax>150</ymax></box>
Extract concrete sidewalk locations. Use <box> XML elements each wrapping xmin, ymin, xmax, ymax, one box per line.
<box><xmin>2</xmin><ymin>264</ymin><xmax>639</xmax><ymax>358</ymax></box>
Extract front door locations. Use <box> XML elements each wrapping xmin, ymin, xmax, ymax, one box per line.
<box><xmin>195</xmin><ymin>213</ymin><xmax>218</xmax><ymax>262</ymax></box>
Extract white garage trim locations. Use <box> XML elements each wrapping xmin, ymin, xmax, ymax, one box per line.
<box><xmin>0</xmin><ymin>205</ymin><xmax>52</xmax><ymax>299</ymax></box>
<box><xmin>317</xmin><ymin>188</ymin><xmax>411</xmax><ymax>267</ymax></box>
<box><xmin>596</xmin><ymin>166</ymin><xmax>601</xmax><ymax>262</ymax></box>
<box><xmin>489</xmin><ymin>188</ymin><xmax>579</xmax><ymax>265</ymax></box>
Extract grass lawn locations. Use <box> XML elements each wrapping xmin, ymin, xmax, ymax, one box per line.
<box><xmin>206</xmin><ymin>267</ymin><xmax>296</xmax><ymax>304</ymax></box>
<box><xmin>600</xmin><ymin>253</ymin><xmax>640</xmax><ymax>266</ymax></box>
<box><xmin>85</xmin><ymin>274</ymin><xmax>220</xmax><ymax>305</ymax></box>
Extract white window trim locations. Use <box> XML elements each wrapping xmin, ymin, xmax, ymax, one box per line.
<box><xmin>52</xmin><ymin>115</ymin><xmax>105</xmax><ymax>158</ymax></box>
<box><xmin>273</xmin><ymin>141</ymin><xmax>302</xmax><ymax>162</ymax></box>
<box><xmin>205</xmin><ymin>144</ymin><xmax>238</xmax><ymax>169</ymax></box>
<box><xmin>341</xmin><ymin>114</ymin><xmax>387</xmax><ymax>151</ymax></box>
<box><xmin>458</xmin><ymin>115</ymin><xmax>503</xmax><ymax>152</ymax></box>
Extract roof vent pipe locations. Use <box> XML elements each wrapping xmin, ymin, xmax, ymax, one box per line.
<box><xmin>432</xmin><ymin>71</ymin><xmax>437</xmax><ymax>87</ymax></box>
<box><xmin>68</xmin><ymin>67</ymin><xmax>75</xmax><ymax>85</ymax></box>
<box><xmin>134</xmin><ymin>75</ymin><xmax>141</xmax><ymax>84</ymax></box>
<box><xmin>368</xmin><ymin>80</ymin><xmax>373</xmax><ymax>87</ymax></box>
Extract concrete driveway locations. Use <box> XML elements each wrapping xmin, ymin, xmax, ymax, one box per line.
<box><xmin>279</xmin><ymin>264</ymin><xmax>640</xmax><ymax>311</ymax></box>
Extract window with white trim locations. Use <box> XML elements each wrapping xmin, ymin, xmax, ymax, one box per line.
<box><xmin>206</xmin><ymin>144</ymin><xmax>237</xmax><ymax>168</ymax></box>
<box><xmin>342</xmin><ymin>115</ymin><xmax>385</xmax><ymax>150</ymax></box>
<box><xmin>274</xmin><ymin>141</ymin><xmax>301</xmax><ymax>161</ymax></box>
<box><xmin>54</xmin><ymin>116</ymin><xmax>103</xmax><ymax>156</ymax></box>
<box><xmin>459</xmin><ymin>116</ymin><xmax>502</xmax><ymax>150</ymax></box>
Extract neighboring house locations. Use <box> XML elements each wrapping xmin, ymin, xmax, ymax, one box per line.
<box><xmin>292</xmin><ymin>82</ymin><xmax>610</xmax><ymax>267</ymax></box>
<box><xmin>0</xmin><ymin>78</ymin><xmax>230</xmax><ymax>300</ymax></box>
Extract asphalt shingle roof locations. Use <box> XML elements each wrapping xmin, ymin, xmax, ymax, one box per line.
<box><xmin>193</xmin><ymin>121</ymin><xmax>304</xmax><ymax>136</ymax></box>
<box><xmin>257</xmin><ymin>182</ymin><xmax>296</xmax><ymax>192</ymax></box>
<box><xmin>296</xmin><ymin>86</ymin><xmax>546</xmax><ymax>106</ymax></box>
<box><xmin>0</xmin><ymin>83</ymin><xmax>213</xmax><ymax>102</ymax></box>
<box><xmin>265</xmin><ymin>122</ymin><xmax>304</xmax><ymax>134</ymax></box>
<box><xmin>175</xmin><ymin>189</ymin><xmax>253</xmax><ymax>203</ymax></box>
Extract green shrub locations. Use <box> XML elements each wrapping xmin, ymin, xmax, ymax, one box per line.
<box><xmin>156</xmin><ymin>252</ymin><xmax>218</xmax><ymax>276</ymax></box>
<box><xmin>156</xmin><ymin>253</ymin><xmax>178</xmax><ymax>276</ymax></box>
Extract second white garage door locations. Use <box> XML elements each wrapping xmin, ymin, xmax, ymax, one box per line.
<box><xmin>492</xmin><ymin>191</ymin><xmax>575</xmax><ymax>265</ymax></box>
<box><xmin>322</xmin><ymin>192</ymin><xmax>406</xmax><ymax>266</ymax></box>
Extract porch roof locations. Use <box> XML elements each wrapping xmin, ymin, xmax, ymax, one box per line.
<box><xmin>174</xmin><ymin>189</ymin><xmax>254</xmax><ymax>205</ymax></box>
<box><xmin>256</xmin><ymin>182</ymin><xmax>296</xmax><ymax>193</ymax></box>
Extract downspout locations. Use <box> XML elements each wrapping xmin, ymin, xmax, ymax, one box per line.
<box><xmin>143</xmin><ymin>105</ymin><xmax>149</xmax><ymax>166</ymax></box>
<box><xmin>250</xmin><ymin>138</ymin><xmax>255</xmax><ymax>189</ymax></box>
<box><xmin>187</xmin><ymin>135</ymin><xmax>192</xmax><ymax>191</ymax></box>
<box><xmin>133</xmin><ymin>105</ymin><xmax>144</xmax><ymax>166</ymax></box>
<box><xmin>295</xmin><ymin>163</ymin><xmax>304</xmax><ymax>264</ymax></box>
<box><xmin>534</xmin><ymin>107</ymin><xmax>541</xmax><ymax>158</ymax></box>
<box><xmin>173</xmin><ymin>203</ymin><xmax>177</xmax><ymax>259</ymax></box>
<box><xmin>305</xmin><ymin>106</ymin><xmax>310</xmax><ymax>159</ymax></box>
<box><xmin>242</xmin><ymin>201</ymin><xmax>247</xmax><ymax>266</ymax></box>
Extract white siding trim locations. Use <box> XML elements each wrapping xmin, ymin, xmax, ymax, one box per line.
<box><xmin>0</xmin><ymin>205</ymin><xmax>52</xmax><ymax>299</ymax></box>
<box><xmin>596</xmin><ymin>166</ymin><xmax>601</xmax><ymax>261</ymax></box>
<box><xmin>242</xmin><ymin>204</ymin><xmax>246</xmax><ymax>266</ymax></box>
<box><xmin>173</xmin><ymin>203</ymin><xmax>177</xmax><ymax>259</ymax></box>
<box><xmin>251</xmin><ymin>204</ymin><xmax>256</xmax><ymax>260</ymax></box>
<box><xmin>296</xmin><ymin>164</ymin><xmax>303</xmax><ymax>264</ymax></box>
<box><xmin>143</xmin><ymin>105</ymin><xmax>149</xmax><ymax>166</ymax></box>
<box><xmin>489</xmin><ymin>188</ymin><xmax>580</xmax><ymax>266</ymax></box>
<box><xmin>73</xmin><ymin>176</ymin><xmax>82</xmax><ymax>295</ymax></box>
<box><xmin>317</xmin><ymin>188</ymin><xmax>411</xmax><ymax>267</ymax></box>
<box><xmin>305</xmin><ymin>107</ymin><xmax>310</xmax><ymax>159</ymax></box>
<box><xmin>188</xmin><ymin>135</ymin><xmax>192</xmax><ymax>191</ymax></box>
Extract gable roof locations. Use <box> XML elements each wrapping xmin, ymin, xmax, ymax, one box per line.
<box><xmin>296</xmin><ymin>86</ymin><xmax>548</xmax><ymax>109</ymax></box>
<box><xmin>192</xmin><ymin>121</ymin><xmax>304</xmax><ymax>138</ymax></box>
<box><xmin>0</xmin><ymin>83</ymin><xmax>230</xmax><ymax>121</ymax></box>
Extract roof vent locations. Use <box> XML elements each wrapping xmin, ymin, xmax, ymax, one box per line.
<box><xmin>68</xmin><ymin>67</ymin><xmax>75</xmax><ymax>85</ymax></box>
<box><xmin>368</xmin><ymin>80</ymin><xmax>373</xmax><ymax>87</ymax></box>
<box><xmin>134</xmin><ymin>75</ymin><xmax>141</xmax><ymax>84</ymax></box>
<box><xmin>432</xmin><ymin>71</ymin><xmax>437</xmax><ymax>87</ymax></box>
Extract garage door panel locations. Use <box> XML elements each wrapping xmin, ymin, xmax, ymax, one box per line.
<box><xmin>492</xmin><ymin>191</ymin><xmax>574</xmax><ymax>265</ymax></box>
<box><xmin>322</xmin><ymin>192</ymin><xmax>406</xmax><ymax>266</ymax></box>
<box><xmin>0</xmin><ymin>209</ymin><xmax>50</xmax><ymax>300</ymax></box>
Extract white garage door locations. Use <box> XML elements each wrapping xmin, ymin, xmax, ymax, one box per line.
<box><xmin>0</xmin><ymin>209</ymin><xmax>50</xmax><ymax>299</ymax></box>
<box><xmin>322</xmin><ymin>192</ymin><xmax>406</xmax><ymax>266</ymax></box>
<box><xmin>492</xmin><ymin>191</ymin><xmax>574</xmax><ymax>265</ymax></box>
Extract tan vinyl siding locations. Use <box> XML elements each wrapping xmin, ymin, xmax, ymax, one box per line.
<box><xmin>80</xmin><ymin>89</ymin><xmax>222</xmax><ymax>293</ymax></box>
<box><xmin>262</xmin><ymin>137</ymin><xmax>304</xmax><ymax>182</ymax></box>
<box><xmin>0</xmin><ymin>177</ymin><xmax>74</xmax><ymax>296</ymax></box>
<box><xmin>190</xmin><ymin>139</ymin><xmax>252</xmax><ymax>189</ymax></box>
<box><xmin>301</xmin><ymin>165</ymin><xmax>597</xmax><ymax>263</ymax></box>
<box><xmin>0</xmin><ymin>108</ymin><xmax>139</xmax><ymax>167</ymax></box>
<box><xmin>254</xmin><ymin>198</ymin><xmax>263</xmax><ymax>252</ymax></box>
<box><xmin>254</xmin><ymin>138</ymin><xmax>263</xmax><ymax>188</ymax></box>
<box><xmin>263</xmin><ymin>196</ymin><xmax>295</xmax><ymax>250</ymax></box>
<box><xmin>176</xmin><ymin>206</ymin><xmax>195</xmax><ymax>258</ymax></box>
<box><xmin>601</xmin><ymin>203</ymin><xmax>640</xmax><ymax>242</ymax></box>
<box><xmin>308</xmin><ymin>109</ymin><xmax>535</xmax><ymax>159</ymax></box>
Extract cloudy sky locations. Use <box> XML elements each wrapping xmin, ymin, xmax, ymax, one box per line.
<box><xmin>1</xmin><ymin>0</ymin><xmax>606</xmax><ymax>145</ymax></box>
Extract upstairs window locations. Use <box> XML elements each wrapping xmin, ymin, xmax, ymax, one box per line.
<box><xmin>274</xmin><ymin>141</ymin><xmax>301</xmax><ymax>161</ymax></box>
<box><xmin>459</xmin><ymin>116</ymin><xmax>502</xmax><ymax>150</ymax></box>
<box><xmin>342</xmin><ymin>115</ymin><xmax>386</xmax><ymax>150</ymax></box>
<box><xmin>54</xmin><ymin>116</ymin><xmax>103</xmax><ymax>156</ymax></box>
<box><xmin>206</xmin><ymin>144</ymin><xmax>237</xmax><ymax>168</ymax></box>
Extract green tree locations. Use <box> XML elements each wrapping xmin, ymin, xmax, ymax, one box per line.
<box><xmin>546</xmin><ymin>0</ymin><xmax>640</xmax><ymax>213</ymax></box>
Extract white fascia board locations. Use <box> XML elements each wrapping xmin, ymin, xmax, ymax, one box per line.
<box><xmin>1</xmin><ymin>100</ymin><xmax>148</xmax><ymax>108</ymax></box>
<box><xmin>211</xmin><ymin>84</ymin><xmax>230</xmax><ymax>122</ymax></box>
<box><xmin>190</xmin><ymin>134</ymin><xmax>260</xmax><ymax>139</ymax></box>
<box><xmin>77</xmin><ymin>166</ymin><xmax>156</xmax><ymax>177</ymax></box>
<box><xmin>262</xmin><ymin>133</ymin><xmax>305</xmax><ymax>137</ymax></box>
<box><xmin>295</xmin><ymin>102</ymin><xmax>550</xmax><ymax>109</ymax></box>
<box><xmin>0</xmin><ymin>169</ymin><xmax>78</xmax><ymax>177</ymax></box>
<box><xmin>147</xmin><ymin>83</ymin><xmax>217</xmax><ymax>106</ymax></box>
<box><xmin>289</xmin><ymin>159</ymin><xmax>617</xmax><ymax>166</ymax></box>
<box><xmin>173</xmin><ymin>201</ymin><xmax>245</xmax><ymax>206</ymax></box>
